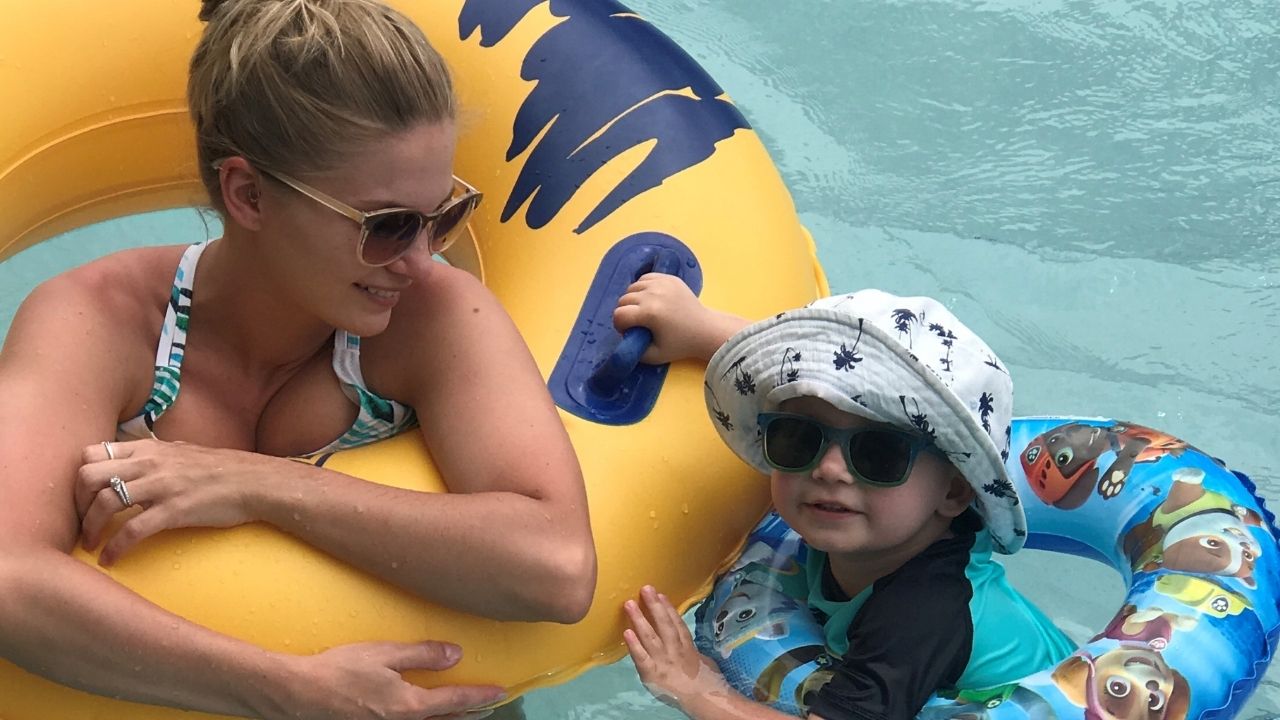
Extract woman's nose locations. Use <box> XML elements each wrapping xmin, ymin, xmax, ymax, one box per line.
<box><xmin>383</xmin><ymin>237</ymin><xmax>437</xmax><ymax>276</ymax></box>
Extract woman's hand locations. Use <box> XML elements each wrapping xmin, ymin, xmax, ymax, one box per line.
<box><xmin>613</xmin><ymin>274</ymin><xmax>748</xmax><ymax>364</ymax></box>
<box><xmin>271</xmin><ymin>640</ymin><xmax>505</xmax><ymax>720</ymax></box>
<box><xmin>624</xmin><ymin>585</ymin><xmax>729</xmax><ymax>712</ymax></box>
<box><xmin>75</xmin><ymin>439</ymin><xmax>269</xmax><ymax>565</ymax></box>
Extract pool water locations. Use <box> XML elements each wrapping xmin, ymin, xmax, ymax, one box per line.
<box><xmin>2</xmin><ymin>0</ymin><xmax>1277</xmax><ymax>716</ymax></box>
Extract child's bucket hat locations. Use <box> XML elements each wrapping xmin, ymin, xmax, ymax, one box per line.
<box><xmin>704</xmin><ymin>289</ymin><xmax>1026</xmax><ymax>553</ymax></box>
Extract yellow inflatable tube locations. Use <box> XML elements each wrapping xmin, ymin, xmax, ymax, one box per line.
<box><xmin>0</xmin><ymin>1</ymin><xmax>828</xmax><ymax>718</ymax></box>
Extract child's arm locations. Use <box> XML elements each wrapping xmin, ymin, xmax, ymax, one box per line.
<box><xmin>613</xmin><ymin>273</ymin><xmax>749</xmax><ymax>364</ymax></box>
<box><xmin>623</xmin><ymin>586</ymin><xmax>829</xmax><ymax>720</ymax></box>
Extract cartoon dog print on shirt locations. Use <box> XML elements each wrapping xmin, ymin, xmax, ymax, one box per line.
<box><xmin>1052</xmin><ymin>645</ymin><xmax>1189</xmax><ymax>720</ymax></box>
<box><xmin>1021</xmin><ymin>422</ymin><xmax>1189</xmax><ymax>508</ymax></box>
<box><xmin>1123</xmin><ymin>468</ymin><xmax>1263</xmax><ymax>588</ymax></box>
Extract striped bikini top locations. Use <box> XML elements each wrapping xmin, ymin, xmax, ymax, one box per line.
<box><xmin>117</xmin><ymin>241</ymin><xmax>418</xmax><ymax>456</ymax></box>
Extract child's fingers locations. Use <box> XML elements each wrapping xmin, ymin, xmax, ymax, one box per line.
<box><xmin>641</xmin><ymin>586</ymin><xmax>683</xmax><ymax>650</ymax></box>
<box><xmin>624</xmin><ymin>599</ymin><xmax>664</xmax><ymax>652</ymax></box>
<box><xmin>656</xmin><ymin>591</ymin><xmax>693</xmax><ymax>650</ymax></box>
<box><xmin>623</xmin><ymin>628</ymin><xmax>653</xmax><ymax>668</ymax></box>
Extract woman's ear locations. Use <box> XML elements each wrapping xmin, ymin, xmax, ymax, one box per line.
<box><xmin>216</xmin><ymin>156</ymin><xmax>265</xmax><ymax>231</ymax></box>
<box><xmin>939</xmin><ymin>471</ymin><xmax>975</xmax><ymax>518</ymax></box>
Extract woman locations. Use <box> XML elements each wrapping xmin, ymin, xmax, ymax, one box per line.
<box><xmin>0</xmin><ymin>1</ymin><xmax>595</xmax><ymax>718</ymax></box>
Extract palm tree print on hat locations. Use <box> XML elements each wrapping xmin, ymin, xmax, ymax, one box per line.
<box><xmin>983</xmin><ymin>353</ymin><xmax>1007</xmax><ymax>374</ymax></box>
<box><xmin>832</xmin><ymin>319</ymin><xmax>866</xmax><ymax>372</ymax></box>
<box><xmin>978</xmin><ymin>392</ymin><xmax>995</xmax><ymax>433</ymax></box>
<box><xmin>899</xmin><ymin>396</ymin><xmax>938</xmax><ymax>442</ymax></box>
<box><xmin>1001</xmin><ymin>425</ymin><xmax>1012</xmax><ymax>462</ymax></box>
<box><xmin>704</xmin><ymin>381</ymin><xmax>734</xmax><ymax>432</ymax></box>
<box><xmin>720</xmin><ymin>356</ymin><xmax>756</xmax><ymax>396</ymax></box>
<box><xmin>983</xmin><ymin>476</ymin><xmax>1019</xmax><ymax>503</ymax></box>
<box><xmin>940</xmin><ymin>448</ymin><xmax>973</xmax><ymax>464</ymax></box>
<box><xmin>778</xmin><ymin>347</ymin><xmax>801</xmax><ymax>384</ymax></box>
<box><xmin>929</xmin><ymin>322</ymin><xmax>957</xmax><ymax>374</ymax></box>
<box><xmin>850</xmin><ymin>394</ymin><xmax>868</xmax><ymax>408</ymax></box>
<box><xmin>891</xmin><ymin>308</ymin><xmax>922</xmax><ymax>350</ymax></box>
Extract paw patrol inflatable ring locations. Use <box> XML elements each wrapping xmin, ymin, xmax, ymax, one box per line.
<box><xmin>697</xmin><ymin>416</ymin><xmax>1280</xmax><ymax>719</ymax></box>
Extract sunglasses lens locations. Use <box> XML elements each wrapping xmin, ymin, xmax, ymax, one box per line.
<box><xmin>848</xmin><ymin>430</ymin><xmax>916</xmax><ymax>486</ymax></box>
<box><xmin>361</xmin><ymin>211</ymin><xmax>424</xmax><ymax>266</ymax></box>
<box><xmin>763</xmin><ymin>416</ymin><xmax>825</xmax><ymax>471</ymax></box>
<box><xmin>426</xmin><ymin>194</ymin><xmax>479</xmax><ymax>254</ymax></box>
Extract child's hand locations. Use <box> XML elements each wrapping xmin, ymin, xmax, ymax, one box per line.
<box><xmin>623</xmin><ymin>585</ymin><xmax>729</xmax><ymax>712</ymax></box>
<box><xmin>614</xmin><ymin>274</ymin><xmax>747</xmax><ymax>364</ymax></box>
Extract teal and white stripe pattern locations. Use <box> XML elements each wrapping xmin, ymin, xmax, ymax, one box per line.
<box><xmin>118</xmin><ymin>242</ymin><xmax>418</xmax><ymax>453</ymax></box>
<box><xmin>306</xmin><ymin>330</ymin><xmax>418</xmax><ymax>455</ymax></box>
<box><xmin>116</xmin><ymin>242</ymin><xmax>203</xmax><ymax>440</ymax></box>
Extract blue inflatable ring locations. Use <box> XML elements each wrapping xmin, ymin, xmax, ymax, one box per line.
<box><xmin>694</xmin><ymin>416</ymin><xmax>1280</xmax><ymax>719</ymax></box>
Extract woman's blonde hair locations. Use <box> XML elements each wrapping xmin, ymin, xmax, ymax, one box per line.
<box><xmin>190</xmin><ymin>0</ymin><xmax>456</xmax><ymax>211</ymax></box>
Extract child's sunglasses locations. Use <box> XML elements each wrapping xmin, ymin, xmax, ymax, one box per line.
<box><xmin>757</xmin><ymin>412</ymin><xmax>936</xmax><ymax>487</ymax></box>
<box><xmin>214</xmin><ymin>160</ymin><xmax>482</xmax><ymax>267</ymax></box>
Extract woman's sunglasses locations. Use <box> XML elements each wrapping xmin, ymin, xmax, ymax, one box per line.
<box><xmin>758</xmin><ymin>412</ymin><xmax>937</xmax><ymax>487</ymax></box>
<box><xmin>214</xmin><ymin>160</ymin><xmax>482</xmax><ymax>267</ymax></box>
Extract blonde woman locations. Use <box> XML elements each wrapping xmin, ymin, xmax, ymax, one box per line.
<box><xmin>0</xmin><ymin>1</ymin><xmax>595</xmax><ymax>717</ymax></box>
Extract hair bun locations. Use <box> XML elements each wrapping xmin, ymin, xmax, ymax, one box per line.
<box><xmin>199</xmin><ymin>0</ymin><xmax>235</xmax><ymax>22</ymax></box>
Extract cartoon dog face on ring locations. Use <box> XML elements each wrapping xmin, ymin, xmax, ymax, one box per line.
<box><xmin>1052</xmin><ymin>645</ymin><xmax>1189</xmax><ymax>720</ymax></box>
<box><xmin>709</xmin><ymin>577</ymin><xmax>798</xmax><ymax>658</ymax></box>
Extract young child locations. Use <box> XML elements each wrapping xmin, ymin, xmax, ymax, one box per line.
<box><xmin>616</xmin><ymin>275</ymin><xmax>1075</xmax><ymax>720</ymax></box>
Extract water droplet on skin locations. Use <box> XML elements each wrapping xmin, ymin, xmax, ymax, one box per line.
<box><xmin>292</xmin><ymin>512</ymin><xmax>302</xmax><ymax>521</ymax></box>
<box><xmin>391</xmin><ymin>561</ymin><xmax>400</xmax><ymax>569</ymax></box>
<box><xmin>354</xmin><ymin>504</ymin><xmax>364</xmax><ymax>514</ymax></box>
<box><xmin>172</xmin><ymin>563</ymin><xmax>181</xmax><ymax>570</ymax></box>
<box><xmin>648</xmin><ymin>510</ymin><xmax>657</xmax><ymax>518</ymax></box>
<box><xmin>681</xmin><ymin>504</ymin><xmax>690</xmax><ymax>514</ymax></box>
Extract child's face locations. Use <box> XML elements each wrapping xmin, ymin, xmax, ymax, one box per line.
<box><xmin>769</xmin><ymin>396</ymin><xmax>969</xmax><ymax>560</ymax></box>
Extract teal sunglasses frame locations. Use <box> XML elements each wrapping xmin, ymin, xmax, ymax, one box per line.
<box><xmin>757</xmin><ymin>412</ymin><xmax>937</xmax><ymax>487</ymax></box>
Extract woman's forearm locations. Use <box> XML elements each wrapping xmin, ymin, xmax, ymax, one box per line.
<box><xmin>0</xmin><ymin>548</ymin><xmax>291</xmax><ymax>718</ymax></box>
<box><xmin>252</xmin><ymin>458</ymin><xmax>596</xmax><ymax>623</ymax></box>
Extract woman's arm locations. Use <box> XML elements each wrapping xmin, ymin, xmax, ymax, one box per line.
<box><xmin>252</xmin><ymin>266</ymin><xmax>596</xmax><ymax>622</ymax></box>
<box><xmin>0</xmin><ymin>274</ymin><xmax>501</xmax><ymax>719</ymax></box>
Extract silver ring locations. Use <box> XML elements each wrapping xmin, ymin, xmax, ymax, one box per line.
<box><xmin>102</xmin><ymin>441</ymin><xmax>115</xmax><ymax>461</ymax></box>
<box><xmin>109</xmin><ymin>475</ymin><xmax>133</xmax><ymax>508</ymax></box>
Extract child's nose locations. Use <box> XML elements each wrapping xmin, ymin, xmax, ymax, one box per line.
<box><xmin>810</xmin><ymin>443</ymin><xmax>854</xmax><ymax>485</ymax></box>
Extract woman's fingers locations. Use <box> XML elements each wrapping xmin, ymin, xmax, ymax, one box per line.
<box><xmin>80</xmin><ymin>439</ymin><xmax>140</xmax><ymax>465</ymax></box>
<box><xmin>378</xmin><ymin>641</ymin><xmax>464</xmax><ymax>673</ymax></box>
<box><xmin>409</xmin><ymin>683</ymin><xmax>507</xmax><ymax>719</ymax></box>
<box><xmin>79</xmin><ymin>476</ymin><xmax>145</xmax><ymax>550</ymax></box>
<box><xmin>98</xmin><ymin>501</ymin><xmax>181</xmax><ymax>566</ymax></box>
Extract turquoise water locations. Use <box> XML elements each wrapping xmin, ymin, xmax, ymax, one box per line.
<box><xmin>3</xmin><ymin>0</ymin><xmax>1277</xmax><ymax>716</ymax></box>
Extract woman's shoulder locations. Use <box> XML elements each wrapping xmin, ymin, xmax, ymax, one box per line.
<box><xmin>375</xmin><ymin>263</ymin><xmax>501</xmax><ymax>343</ymax></box>
<box><xmin>9</xmin><ymin>244</ymin><xmax>188</xmax><ymax>357</ymax></box>
<box><xmin>36</xmin><ymin>244</ymin><xmax>186</xmax><ymax>304</ymax></box>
